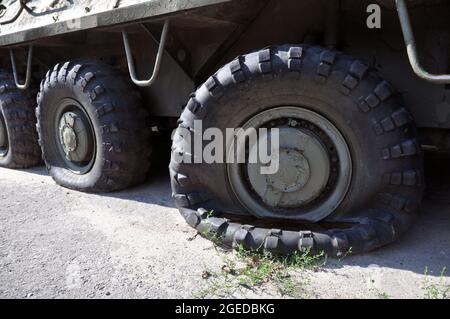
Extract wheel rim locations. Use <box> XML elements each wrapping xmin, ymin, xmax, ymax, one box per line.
<box><xmin>0</xmin><ymin>112</ymin><xmax>8</xmax><ymax>157</ymax></box>
<box><xmin>54</xmin><ymin>98</ymin><xmax>96</xmax><ymax>174</ymax></box>
<box><xmin>227</xmin><ymin>106</ymin><xmax>352</xmax><ymax>222</ymax></box>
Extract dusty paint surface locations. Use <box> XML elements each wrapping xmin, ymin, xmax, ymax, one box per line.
<box><xmin>0</xmin><ymin>0</ymin><xmax>230</xmax><ymax>46</ymax></box>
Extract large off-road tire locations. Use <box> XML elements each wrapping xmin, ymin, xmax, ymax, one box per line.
<box><xmin>37</xmin><ymin>60</ymin><xmax>151</xmax><ymax>193</ymax></box>
<box><xmin>0</xmin><ymin>72</ymin><xmax>41</xmax><ymax>168</ymax></box>
<box><xmin>170</xmin><ymin>45</ymin><xmax>424</xmax><ymax>257</ymax></box>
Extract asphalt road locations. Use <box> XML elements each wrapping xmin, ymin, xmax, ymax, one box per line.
<box><xmin>0</xmin><ymin>166</ymin><xmax>449</xmax><ymax>299</ymax></box>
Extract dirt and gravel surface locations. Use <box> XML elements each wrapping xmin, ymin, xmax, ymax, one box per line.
<box><xmin>0</xmin><ymin>165</ymin><xmax>449</xmax><ymax>299</ymax></box>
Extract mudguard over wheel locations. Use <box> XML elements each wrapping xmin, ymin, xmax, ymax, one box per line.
<box><xmin>37</xmin><ymin>60</ymin><xmax>151</xmax><ymax>192</ymax></box>
<box><xmin>0</xmin><ymin>72</ymin><xmax>41</xmax><ymax>168</ymax></box>
<box><xmin>170</xmin><ymin>45</ymin><xmax>424</xmax><ymax>257</ymax></box>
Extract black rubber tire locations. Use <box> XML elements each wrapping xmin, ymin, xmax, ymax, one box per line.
<box><xmin>36</xmin><ymin>60</ymin><xmax>152</xmax><ymax>193</ymax></box>
<box><xmin>170</xmin><ymin>45</ymin><xmax>425</xmax><ymax>257</ymax></box>
<box><xmin>0</xmin><ymin>72</ymin><xmax>41</xmax><ymax>168</ymax></box>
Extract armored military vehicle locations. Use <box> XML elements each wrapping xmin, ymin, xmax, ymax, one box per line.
<box><xmin>0</xmin><ymin>0</ymin><xmax>448</xmax><ymax>256</ymax></box>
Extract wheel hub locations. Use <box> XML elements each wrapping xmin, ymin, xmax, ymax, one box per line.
<box><xmin>58</xmin><ymin>111</ymin><xmax>92</xmax><ymax>163</ymax></box>
<box><xmin>61</xmin><ymin>125</ymin><xmax>77</xmax><ymax>152</ymax></box>
<box><xmin>266</xmin><ymin>148</ymin><xmax>310</xmax><ymax>193</ymax></box>
<box><xmin>227</xmin><ymin>106</ymin><xmax>352</xmax><ymax>222</ymax></box>
<box><xmin>247</xmin><ymin>127</ymin><xmax>330</xmax><ymax>208</ymax></box>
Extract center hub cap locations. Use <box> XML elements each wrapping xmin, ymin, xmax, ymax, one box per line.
<box><xmin>266</xmin><ymin>148</ymin><xmax>310</xmax><ymax>193</ymax></box>
<box><xmin>247</xmin><ymin>127</ymin><xmax>330</xmax><ymax>208</ymax></box>
<box><xmin>61</xmin><ymin>126</ymin><xmax>77</xmax><ymax>152</ymax></box>
<box><xmin>58</xmin><ymin>111</ymin><xmax>92</xmax><ymax>163</ymax></box>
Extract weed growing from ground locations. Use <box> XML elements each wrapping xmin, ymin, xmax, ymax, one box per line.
<box><xmin>423</xmin><ymin>267</ymin><xmax>450</xmax><ymax>299</ymax></box>
<box><xmin>194</xmin><ymin>244</ymin><xmax>327</xmax><ymax>298</ymax></box>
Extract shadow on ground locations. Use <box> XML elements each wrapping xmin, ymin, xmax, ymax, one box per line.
<box><xmin>325</xmin><ymin>198</ymin><xmax>449</xmax><ymax>277</ymax></box>
<box><xmin>326</xmin><ymin>152</ymin><xmax>450</xmax><ymax>276</ymax></box>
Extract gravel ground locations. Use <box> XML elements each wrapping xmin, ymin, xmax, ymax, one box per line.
<box><xmin>0</xmin><ymin>166</ymin><xmax>449</xmax><ymax>299</ymax></box>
